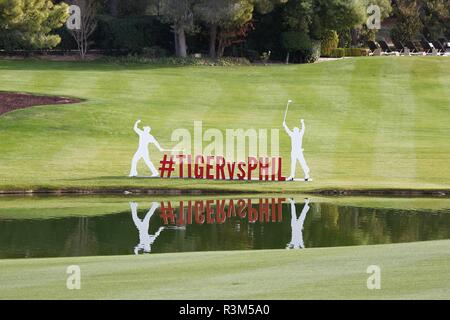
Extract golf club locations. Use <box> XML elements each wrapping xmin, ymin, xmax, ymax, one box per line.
<box><xmin>284</xmin><ymin>99</ymin><xmax>293</xmax><ymax>123</ymax></box>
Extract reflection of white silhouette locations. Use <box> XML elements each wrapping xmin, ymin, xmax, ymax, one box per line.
<box><xmin>129</xmin><ymin>120</ymin><xmax>164</xmax><ymax>177</ymax></box>
<box><xmin>283</xmin><ymin>118</ymin><xmax>310</xmax><ymax>181</ymax></box>
<box><xmin>130</xmin><ymin>202</ymin><xmax>165</xmax><ymax>254</ymax></box>
<box><xmin>286</xmin><ymin>198</ymin><xmax>310</xmax><ymax>249</ymax></box>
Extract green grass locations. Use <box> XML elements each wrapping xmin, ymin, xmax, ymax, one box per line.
<box><xmin>1</xmin><ymin>194</ymin><xmax>450</xmax><ymax>219</ymax></box>
<box><xmin>0</xmin><ymin>57</ymin><xmax>449</xmax><ymax>193</ymax></box>
<box><xmin>0</xmin><ymin>240</ymin><xmax>449</xmax><ymax>299</ymax></box>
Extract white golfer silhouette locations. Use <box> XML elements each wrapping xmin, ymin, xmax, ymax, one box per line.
<box><xmin>286</xmin><ymin>198</ymin><xmax>310</xmax><ymax>249</ymax></box>
<box><xmin>283</xmin><ymin>118</ymin><xmax>310</xmax><ymax>181</ymax></box>
<box><xmin>130</xmin><ymin>202</ymin><xmax>165</xmax><ymax>254</ymax></box>
<box><xmin>129</xmin><ymin>120</ymin><xmax>164</xmax><ymax>177</ymax></box>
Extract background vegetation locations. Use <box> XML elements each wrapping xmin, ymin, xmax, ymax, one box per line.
<box><xmin>1</xmin><ymin>1</ymin><xmax>449</xmax><ymax>62</ymax></box>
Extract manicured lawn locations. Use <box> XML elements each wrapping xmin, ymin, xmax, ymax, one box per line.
<box><xmin>0</xmin><ymin>57</ymin><xmax>449</xmax><ymax>193</ymax></box>
<box><xmin>0</xmin><ymin>240</ymin><xmax>449</xmax><ymax>299</ymax></box>
<box><xmin>1</xmin><ymin>194</ymin><xmax>450</xmax><ymax>219</ymax></box>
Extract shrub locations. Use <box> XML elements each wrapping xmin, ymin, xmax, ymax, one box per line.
<box><xmin>329</xmin><ymin>48</ymin><xmax>370</xmax><ymax>58</ymax></box>
<box><xmin>281</xmin><ymin>31</ymin><xmax>321</xmax><ymax>63</ymax></box>
<box><xmin>304</xmin><ymin>40</ymin><xmax>321</xmax><ymax>63</ymax></box>
<box><xmin>141</xmin><ymin>46</ymin><xmax>168</xmax><ymax>58</ymax></box>
<box><xmin>243</xmin><ymin>49</ymin><xmax>260</xmax><ymax>62</ymax></box>
<box><xmin>93</xmin><ymin>15</ymin><xmax>172</xmax><ymax>54</ymax></box>
<box><xmin>344</xmin><ymin>48</ymin><xmax>358</xmax><ymax>56</ymax></box>
<box><xmin>360</xmin><ymin>48</ymin><xmax>370</xmax><ymax>56</ymax></box>
<box><xmin>390</xmin><ymin>0</ymin><xmax>423</xmax><ymax>43</ymax></box>
<box><xmin>281</xmin><ymin>31</ymin><xmax>312</xmax><ymax>53</ymax></box>
<box><xmin>331</xmin><ymin>48</ymin><xmax>345</xmax><ymax>58</ymax></box>
<box><xmin>101</xmin><ymin>55</ymin><xmax>251</xmax><ymax>66</ymax></box>
<box><xmin>343</xmin><ymin>48</ymin><xmax>370</xmax><ymax>57</ymax></box>
<box><xmin>110</xmin><ymin>19</ymin><xmax>147</xmax><ymax>53</ymax></box>
<box><xmin>321</xmin><ymin>30</ymin><xmax>339</xmax><ymax>57</ymax></box>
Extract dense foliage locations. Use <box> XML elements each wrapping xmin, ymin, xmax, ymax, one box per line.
<box><xmin>0</xmin><ymin>0</ymin><xmax>449</xmax><ymax>62</ymax></box>
<box><xmin>0</xmin><ymin>0</ymin><xmax>69</xmax><ymax>49</ymax></box>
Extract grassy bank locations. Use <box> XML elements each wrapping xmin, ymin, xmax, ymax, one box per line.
<box><xmin>0</xmin><ymin>240</ymin><xmax>449</xmax><ymax>299</ymax></box>
<box><xmin>0</xmin><ymin>57</ymin><xmax>449</xmax><ymax>193</ymax></box>
<box><xmin>1</xmin><ymin>194</ymin><xmax>450</xmax><ymax>219</ymax></box>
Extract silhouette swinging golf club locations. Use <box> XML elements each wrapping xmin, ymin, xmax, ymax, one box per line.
<box><xmin>282</xmin><ymin>100</ymin><xmax>311</xmax><ymax>181</ymax></box>
<box><xmin>129</xmin><ymin>119</ymin><xmax>183</xmax><ymax>178</ymax></box>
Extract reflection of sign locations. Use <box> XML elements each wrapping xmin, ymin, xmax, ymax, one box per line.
<box><xmin>130</xmin><ymin>202</ymin><xmax>165</xmax><ymax>254</ymax></box>
<box><xmin>287</xmin><ymin>198</ymin><xmax>309</xmax><ymax>249</ymax></box>
<box><xmin>159</xmin><ymin>198</ymin><xmax>286</xmax><ymax>225</ymax></box>
<box><xmin>129</xmin><ymin>197</ymin><xmax>310</xmax><ymax>254</ymax></box>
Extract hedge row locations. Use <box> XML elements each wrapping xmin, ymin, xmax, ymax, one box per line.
<box><xmin>331</xmin><ymin>48</ymin><xmax>370</xmax><ymax>58</ymax></box>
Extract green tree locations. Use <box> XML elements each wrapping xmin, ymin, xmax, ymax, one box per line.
<box><xmin>420</xmin><ymin>0</ymin><xmax>450</xmax><ymax>40</ymax></box>
<box><xmin>0</xmin><ymin>0</ymin><xmax>69</xmax><ymax>50</ymax></box>
<box><xmin>281</xmin><ymin>0</ymin><xmax>365</xmax><ymax>61</ymax></box>
<box><xmin>194</xmin><ymin>0</ymin><xmax>282</xmax><ymax>58</ymax></box>
<box><xmin>67</xmin><ymin>0</ymin><xmax>98</xmax><ymax>59</ymax></box>
<box><xmin>320</xmin><ymin>30</ymin><xmax>338</xmax><ymax>57</ymax></box>
<box><xmin>215</xmin><ymin>0</ymin><xmax>254</xmax><ymax>57</ymax></box>
<box><xmin>282</xmin><ymin>0</ymin><xmax>366</xmax><ymax>40</ymax></box>
<box><xmin>194</xmin><ymin>0</ymin><xmax>238</xmax><ymax>58</ymax></box>
<box><xmin>391</xmin><ymin>0</ymin><xmax>424</xmax><ymax>43</ymax></box>
<box><xmin>281</xmin><ymin>30</ymin><xmax>310</xmax><ymax>63</ymax></box>
<box><xmin>351</xmin><ymin>0</ymin><xmax>392</xmax><ymax>46</ymax></box>
<box><xmin>157</xmin><ymin>0</ymin><xmax>195</xmax><ymax>57</ymax></box>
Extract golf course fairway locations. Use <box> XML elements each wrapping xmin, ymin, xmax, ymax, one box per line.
<box><xmin>0</xmin><ymin>57</ymin><xmax>449</xmax><ymax>194</ymax></box>
<box><xmin>0</xmin><ymin>240</ymin><xmax>449</xmax><ymax>299</ymax></box>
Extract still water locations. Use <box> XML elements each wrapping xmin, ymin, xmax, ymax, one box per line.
<box><xmin>0</xmin><ymin>196</ymin><xmax>449</xmax><ymax>258</ymax></box>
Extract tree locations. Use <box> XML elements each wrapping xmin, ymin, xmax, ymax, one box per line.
<box><xmin>67</xmin><ymin>0</ymin><xmax>98</xmax><ymax>59</ymax></box>
<box><xmin>194</xmin><ymin>0</ymin><xmax>232</xmax><ymax>58</ymax></box>
<box><xmin>194</xmin><ymin>0</ymin><xmax>282</xmax><ymax>58</ymax></box>
<box><xmin>281</xmin><ymin>0</ymin><xmax>366</xmax><ymax>60</ymax></box>
<box><xmin>320</xmin><ymin>30</ymin><xmax>339</xmax><ymax>57</ymax></box>
<box><xmin>282</xmin><ymin>0</ymin><xmax>366</xmax><ymax>40</ymax></box>
<box><xmin>193</xmin><ymin>0</ymin><xmax>253</xmax><ymax>58</ymax></box>
<box><xmin>158</xmin><ymin>0</ymin><xmax>195</xmax><ymax>57</ymax></box>
<box><xmin>351</xmin><ymin>0</ymin><xmax>392</xmax><ymax>46</ymax></box>
<box><xmin>420</xmin><ymin>0</ymin><xmax>450</xmax><ymax>40</ymax></box>
<box><xmin>215</xmin><ymin>0</ymin><xmax>254</xmax><ymax>57</ymax></box>
<box><xmin>281</xmin><ymin>31</ymin><xmax>310</xmax><ymax>63</ymax></box>
<box><xmin>391</xmin><ymin>0</ymin><xmax>423</xmax><ymax>43</ymax></box>
<box><xmin>0</xmin><ymin>0</ymin><xmax>69</xmax><ymax>50</ymax></box>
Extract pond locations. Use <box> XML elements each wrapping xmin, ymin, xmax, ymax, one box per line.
<box><xmin>0</xmin><ymin>196</ymin><xmax>449</xmax><ymax>259</ymax></box>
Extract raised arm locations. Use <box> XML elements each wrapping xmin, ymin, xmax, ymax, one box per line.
<box><xmin>143</xmin><ymin>202</ymin><xmax>159</xmax><ymax>225</ymax></box>
<box><xmin>133</xmin><ymin>120</ymin><xmax>143</xmax><ymax>135</ymax></box>
<box><xmin>288</xmin><ymin>198</ymin><xmax>296</xmax><ymax>218</ymax></box>
<box><xmin>300</xmin><ymin>119</ymin><xmax>305</xmax><ymax>136</ymax></box>
<box><xmin>299</xmin><ymin>198</ymin><xmax>310</xmax><ymax>223</ymax></box>
<box><xmin>130</xmin><ymin>202</ymin><xmax>141</xmax><ymax>228</ymax></box>
<box><xmin>283</xmin><ymin>121</ymin><xmax>293</xmax><ymax>136</ymax></box>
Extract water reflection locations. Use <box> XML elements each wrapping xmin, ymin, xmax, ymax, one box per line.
<box><xmin>286</xmin><ymin>198</ymin><xmax>310</xmax><ymax>249</ymax></box>
<box><xmin>131</xmin><ymin>202</ymin><xmax>165</xmax><ymax>254</ymax></box>
<box><xmin>0</xmin><ymin>196</ymin><xmax>449</xmax><ymax>259</ymax></box>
